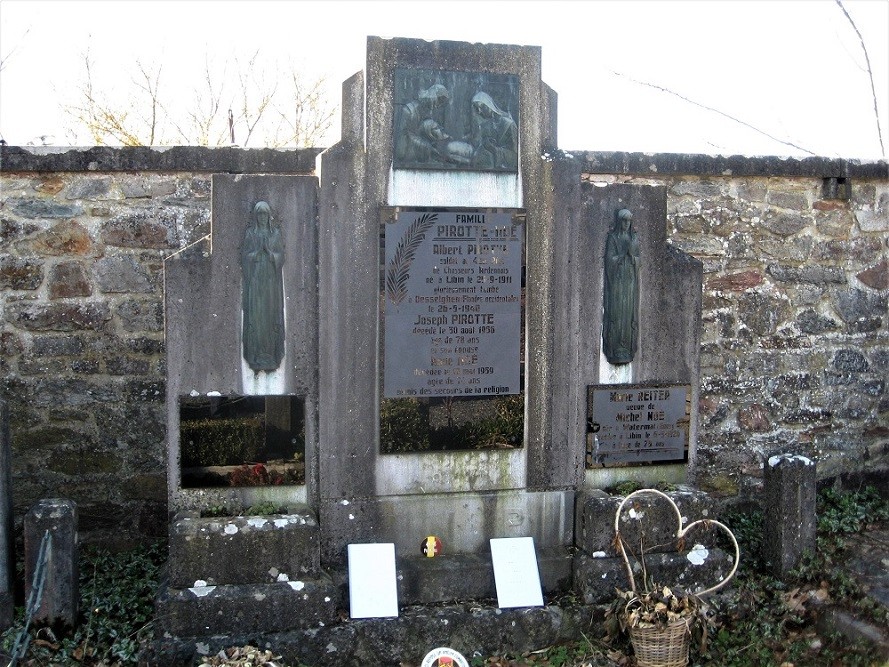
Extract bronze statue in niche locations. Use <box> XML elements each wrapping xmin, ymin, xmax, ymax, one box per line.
<box><xmin>241</xmin><ymin>201</ymin><xmax>285</xmax><ymax>372</ymax></box>
<box><xmin>603</xmin><ymin>208</ymin><xmax>639</xmax><ymax>364</ymax></box>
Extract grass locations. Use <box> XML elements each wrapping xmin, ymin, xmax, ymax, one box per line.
<box><xmin>1</xmin><ymin>486</ymin><xmax>886</xmax><ymax>666</ymax></box>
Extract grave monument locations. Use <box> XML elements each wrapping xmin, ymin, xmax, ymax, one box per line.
<box><xmin>155</xmin><ymin>35</ymin><xmax>706</xmax><ymax>665</ymax></box>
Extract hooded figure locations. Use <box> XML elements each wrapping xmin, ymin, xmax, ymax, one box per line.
<box><xmin>603</xmin><ymin>208</ymin><xmax>639</xmax><ymax>364</ymax></box>
<box><xmin>241</xmin><ymin>201</ymin><xmax>285</xmax><ymax>372</ymax></box>
<box><xmin>469</xmin><ymin>91</ymin><xmax>518</xmax><ymax>171</ymax></box>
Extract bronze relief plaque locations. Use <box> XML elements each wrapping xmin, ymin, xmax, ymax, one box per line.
<box><xmin>393</xmin><ymin>68</ymin><xmax>519</xmax><ymax>173</ymax></box>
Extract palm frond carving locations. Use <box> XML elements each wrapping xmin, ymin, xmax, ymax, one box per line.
<box><xmin>386</xmin><ymin>213</ymin><xmax>438</xmax><ymax>306</ymax></box>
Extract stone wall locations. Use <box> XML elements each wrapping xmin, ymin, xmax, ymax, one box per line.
<box><xmin>578</xmin><ymin>152</ymin><xmax>887</xmax><ymax>496</ymax></box>
<box><xmin>1</xmin><ymin>146</ymin><xmax>886</xmax><ymax>544</ymax></box>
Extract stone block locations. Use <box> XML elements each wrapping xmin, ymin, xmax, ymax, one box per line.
<box><xmin>574</xmin><ymin>488</ymin><xmax>718</xmax><ymax>556</ymax></box>
<box><xmin>48</xmin><ymin>261</ymin><xmax>92</xmax><ymax>298</ymax></box>
<box><xmin>763</xmin><ymin>453</ymin><xmax>816</xmax><ymax>578</ymax></box>
<box><xmin>95</xmin><ymin>256</ymin><xmax>153</xmax><ymax>293</ymax></box>
<box><xmin>116</xmin><ymin>299</ymin><xmax>163</xmax><ymax>332</ymax></box>
<box><xmin>573</xmin><ymin>548</ymin><xmax>735</xmax><ymax>604</ymax></box>
<box><xmin>857</xmin><ymin>259</ymin><xmax>888</xmax><ymax>291</ymax></box>
<box><xmin>834</xmin><ymin>288</ymin><xmax>888</xmax><ymax>323</ymax></box>
<box><xmin>0</xmin><ymin>255</ymin><xmax>44</xmax><ymax>290</ymax></box>
<box><xmin>63</xmin><ymin>176</ymin><xmax>112</xmax><ymax>200</ymax></box>
<box><xmin>29</xmin><ymin>221</ymin><xmax>93</xmax><ymax>256</ymax></box>
<box><xmin>738</xmin><ymin>290</ymin><xmax>792</xmax><ymax>336</ymax></box>
<box><xmin>102</xmin><ymin>210</ymin><xmax>178</xmax><ymax>249</ymax></box>
<box><xmin>761</xmin><ymin>210</ymin><xmax>809</xmax><ymax>236</ymax></box>
<box><xmin>32</xmin><ymin>335</ymin><xmax>85</xmax><ymax>357</ymax></box>
<box><xmin>767</xmin><ymin>264</ymin><xmax>845</xmax><ymax>285</ymax></box>
<box><xmin>155</xmin><ymin>577</ymin><xmax>341</xmax><ymax>637</ymax></box>
<box><xmin>24</xmin><ymin>499</ymin><xmax>78</xmax><ymax>626</ymax></box>
<box><xmin>706</xmin><ymin>270</ymin><xmax>763</xmax><ymax>292</ymax></box>
<box><xmin>7</xmin><ymin>302</ymin><xmax>111</xmax><ymax>332</ymax></box>
<box><xmin>855</xmin><ymin>208</ymin><xmax>889</xmax><ymax>232</ymax></box>
<box><xmin>11</xmin><ymin>198</ymin><xmax>83</xmax><ymax>219</ymax></box>
<box><xmin>168</xmin><ymin>510</ymin><xmax>320</xmax><ymax>588</ymax></box>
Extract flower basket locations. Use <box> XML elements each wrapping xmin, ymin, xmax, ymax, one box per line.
<box><xmin>606</xmin><ymin>489</ymin><xmax>741</xmax><ymax>667</ymax></box>
<box><xmin>629</xmin><ymin>618</ymin><xmax>690</xmax><ymax>667</ymax></box>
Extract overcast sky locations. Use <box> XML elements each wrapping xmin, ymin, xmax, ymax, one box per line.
<box><xmin>1</xmin><ymin>0</ymin><xmax>887</xmax><ymax>159</ymax></box>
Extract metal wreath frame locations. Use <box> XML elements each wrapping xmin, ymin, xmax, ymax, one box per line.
<box><xmin>613</xmin><ymin>488</ymin><xmax>740</xmax><ymax>597</ymax></box>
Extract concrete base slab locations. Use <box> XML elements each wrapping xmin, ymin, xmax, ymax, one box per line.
<box><xmin>583</xmin><ymin>465</ymin><xmax>686</xmax><ymax>491</ymax></box>
<box><xmin>816</xmin><ymin>606</ymin><xmax>889</xmax><ymax>660</ymax></box>
<box><xmin>575</xmin><ymin>487</ymin><xmax>719</xmax><ymax>555</ymax></box>
<box><xmin>144</xmin><ymin>601</ymin><xmax>608</xmax><ymax>667</ymax></box>
<box><xmin>396</xmin><ymin>546</ymin><xmax>572</xmax><ymax>605</ymax></box>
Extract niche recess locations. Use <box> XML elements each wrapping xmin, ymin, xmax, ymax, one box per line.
<box><xmin>178</xmin><ymin>394</ymin><xmax>305</xmax><ymax>488</ymax></box>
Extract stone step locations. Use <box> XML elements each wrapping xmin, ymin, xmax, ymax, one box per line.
<box><xmin>816</xmin><ymin>606</ymin><xmax>889</xmax><ymax>661</ymax></box>
<box><xmin>395</xmin><ymin>546</ymin><xmax>572</xmax><ymax>605</ymax></box>
<box><xmin>159</xmin><ymin>546</ymin><xmax>574</xmax><ymax>638</ymax></box>
<box><xmin>156</xmin><ymin>574</ymin><xmax>341</xmax><ymax>637</ymax></box>
<box><xmin>168</xmin><ymin>509</ymin><xmax>320</xmax><ymax>588</ymax></box>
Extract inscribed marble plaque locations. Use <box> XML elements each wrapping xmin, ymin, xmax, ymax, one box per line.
<box><xmin>347</xmin><ymin>543</ymin><xmax>399</xmax><ymax>619</ymax></box>
<box><xmin>588</xmin><ymin>384</ymin><xmax>690</xmax><ymax>465</ymax></box>
<box><xmin>383</xmin><ymin>211</ymin><xmax>523</xmax><ymax>398</ymax></box>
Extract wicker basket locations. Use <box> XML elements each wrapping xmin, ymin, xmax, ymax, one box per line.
<box><xmin>629</xmin><ymin>619</ymin><xmax>690</xmax><ymax>667</ymax></box>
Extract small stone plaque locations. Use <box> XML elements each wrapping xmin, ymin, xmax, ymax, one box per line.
<box><xmin>587</xmin><ymin>384</ymin><xmax>690</xmax><ymax>465</ymax></box>
<box><xmin>383</xmin><ymin>211</ymin><xmax>523</xmax><ymax>399</ymax></box>
<box><xmin>490</xmin><ymin>537</ymin><xmax>544</xmax><ymax>609</ymax></box>
<box><xmin>347</xmin><ymin>543</ymin><xmax>399</xmax><ymax>619</ymax></box>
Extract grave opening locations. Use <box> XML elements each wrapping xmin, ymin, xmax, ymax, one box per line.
<box><xmin>178</xmin><ymin>394</ymin><xmax>305</xmax><ymax>488</ymax></box>
<box><xmin>380</xmin><ymin>393</ymin><xmax>524</xmax><ymax>453</ymax></box>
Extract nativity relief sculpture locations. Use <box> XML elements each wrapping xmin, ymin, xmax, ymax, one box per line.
<box><xmin>393</xmin><ymin>69</ymin><xmax>519</xmax><ymax>172</ymax></box>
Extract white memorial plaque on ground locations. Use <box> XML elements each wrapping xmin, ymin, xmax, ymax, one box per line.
<box><xmin>489</xmin><ymin>537</ymin><xmax>544</xmax><ymax>608</ymax></box>
<box><xmin>347</xmin><ymin>543</ymin><xmax>399</xmax><ymax>618</ymax></box>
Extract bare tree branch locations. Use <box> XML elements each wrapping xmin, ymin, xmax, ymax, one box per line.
<box><xmin>132</xmin><ymin>61</ymin><xmax>163</xmax><ymax>146</ymax></box>
<box><xmin>268</xmin><ymin>66</ymin><xmax>335</xmax><ymax>148</ymax></box>
<box><xmin>835</xmin><ymin>0</ymin><xmax>885</xmax><ymax>157</ymax></box>
<box><xmin>63</xmin><ymin>48</ymin><xmax>336</xmax><ymax>147</ymax></box>
<box><xmin>233</xmin><ymin>51</ymin><xmax>277</xmax><ymax>147</ymax></box>
<box><xmin>0</xmin><ymin>26</ymin><xmax>30</xmax><ymax>73</ymax></box>
<box><xmin>611</xmin><ymin>70</ymin><xmax>818</xmax><ymax>156</ymax></box>
<box><xmin>65</xmin><ymin>50</ymin><xmax>163</xmax><ymax>146</ymax></box>
<box><xmin>186</xmin><ymin>55</ymin><xmax>226</xmax><ymax>146</ymax></box>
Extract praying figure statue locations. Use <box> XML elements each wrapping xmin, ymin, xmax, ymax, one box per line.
<box><xmin>241</xmin><ymin>201</ymin><xmax>285</xmax><ymax>372</ymax></box>
<box><xmin>603</xmin><ymin>208</ymin><xmax>639</xmax><ymax>364</ymax></box>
